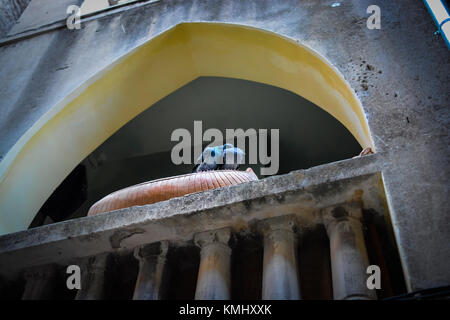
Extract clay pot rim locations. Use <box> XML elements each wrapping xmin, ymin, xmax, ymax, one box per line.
<box><xmin>102</xmin><ymin>169</ymin><xmax>255</xmax><ymax>198</ymax></box>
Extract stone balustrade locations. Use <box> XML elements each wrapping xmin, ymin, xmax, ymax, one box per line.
<box><xmin>0</xmin><ymin>160</ymin><xmax>391</xmax><ymax>300</ymax></box>
<box><xmin>10</xmin><ymin>202</ymin><xmax>380</xmax><ymax>300</ymax></box>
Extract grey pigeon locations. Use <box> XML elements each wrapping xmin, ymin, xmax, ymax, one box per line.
<box><xmin>219</xmin><ymin>145</ymin><xmax>245</xmax><ymax>170</ymax></box>
<box><xmin>193</xmin><ymin>144</ymin><xmax>245</xmax><ymax>172</ymax></box>
<box><xmin>193</xmin><ymin>145</ymin><xmax>224</xmax><ymax>172</ymax></box>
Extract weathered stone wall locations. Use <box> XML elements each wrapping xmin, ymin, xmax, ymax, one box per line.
<box><xmin>0</xmin><ymin>0</ymin><xmax>448</xmax><ymax>292</ymax></box>
<box><xmin>6</xmin><ymin>0</ymin><xmax>83</xmax><ymax>36</ymax></box>
<box><xmin>0</xmin><ymin>0</ymin><xmax>31</xmax><ymax>36</ymax></box>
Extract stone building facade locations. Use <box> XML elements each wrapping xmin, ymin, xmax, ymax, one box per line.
<box><xmin>0</xmin><ymin>0</ymin><xmax>448</xmax><ymax>300</ymax></box>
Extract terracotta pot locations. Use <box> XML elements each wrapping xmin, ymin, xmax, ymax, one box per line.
<box><xmin>87</xmin><ymin>168</ymin><xmax>258</xmax><ymax>216</ymax></box>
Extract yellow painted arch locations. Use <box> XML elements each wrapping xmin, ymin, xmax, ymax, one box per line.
<box><xmin>0</xmin><ymin>22</ymin><xmax>374</xmax><ymax>235</ymax></box>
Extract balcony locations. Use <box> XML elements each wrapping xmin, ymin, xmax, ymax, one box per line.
<box><xmin>0</xmin><ymin>154</ymin><xmax>405</xmax><ymax>299</ymax></box>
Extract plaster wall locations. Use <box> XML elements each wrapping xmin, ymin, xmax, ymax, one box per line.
<box><xmin>0</xmin><ymin>0</ymin><xmax>31</xmax><ymax>36</ymax></box>
<box><xmin>6</xmin><ymin>0</ymin><xmax>83</xmax><ymax>36</ymax></box>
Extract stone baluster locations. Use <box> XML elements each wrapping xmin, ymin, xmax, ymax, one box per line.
<box><xmin>22</xmin><ymin>264</ymin><xmax>58</xmax><ymax>300</ymax></box>
<box><xmin>258</xmin><ymin>215</ymin><xmax>301</xmax><ymax>300</ymax></box>
<box><xmin>323</xmin><ymin>203</ymin><xmax>377</xmax><ymax>300</ymax></box>
<box><xmin>194</xmin><ymin>228</ymin><xmax>232</xmax><ymax>300</ymax></box>
<box><xmin>75</xmin><ymin>253</ymin><xmax>111</xmax><ymax>300</ymax></box>
<box><xmin>132</xmin><ymin>241</ymin><xmax>170</xmax><ymax>300</ymax></box>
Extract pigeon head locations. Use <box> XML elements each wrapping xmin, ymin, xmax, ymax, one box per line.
<box><xmin>193</xmin><ymin>144</ymin><xmax>245</xmax><ymax>172</ymax></box>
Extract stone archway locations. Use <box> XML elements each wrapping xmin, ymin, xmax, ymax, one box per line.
<box><xmin>0</xmin><ymin>22</ymin><xmax>374</xmax><ymax>235</ymax></box>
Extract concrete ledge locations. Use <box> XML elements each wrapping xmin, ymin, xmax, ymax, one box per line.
<box><xmin>0</xmin><ymin>155</ymin><xmax>384</xmax><ymax>278</ymax></box>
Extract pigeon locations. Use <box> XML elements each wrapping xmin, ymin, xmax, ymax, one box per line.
<box><xmin>219</xmin><ymin>145</ymin><xmax>245</xmax><ymax>170</ymax></box>
<box><xmin>193</xmin><ymin>144</ymin><xmax>245</xmax><ymax>172</ymax></box>
<box><xmin>193</xmin><ymin>145</ymin><xmax>224</xmax><ymax>172</ymax></box>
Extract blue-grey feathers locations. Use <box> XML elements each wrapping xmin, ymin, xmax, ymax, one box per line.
<box><xmin>220</xmin><ymin>147</ymin><xmax>245</xmax><ymax>170</ymax></box>
<box><xmin>194</xmin><ymin>144</ymin><xmax>245</xmax><ymax>172</ymax></box>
